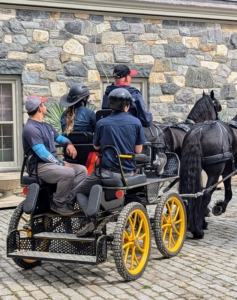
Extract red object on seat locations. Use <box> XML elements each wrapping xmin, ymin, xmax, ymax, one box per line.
<box><xmin>23</xmin><ymin>187</ymin><xmax>28</xmax><ymax>195</ymax></box>
<box><xmin>86</xmin><ymin>152</ymin><xmax>99</xmax><ymax>175</ymax></box>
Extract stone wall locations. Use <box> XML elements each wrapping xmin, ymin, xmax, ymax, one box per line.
<box><xmin>1</xmin><ymin>8</ymin><xmax>237</xmax><ymax>123</ymax></box>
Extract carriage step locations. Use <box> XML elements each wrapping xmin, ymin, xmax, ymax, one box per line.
<box><xmin>34</xmin><ymin>232</ymin><xmax>95</xmax><ymax>242</ymax></box>
<box><xmin>8</xmin><ymin>251</ymin><xmax>97</xmax><ymax>264</ymax></box>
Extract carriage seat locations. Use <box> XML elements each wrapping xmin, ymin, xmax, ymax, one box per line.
<box><xmin>101</xmin><ymin>174</ymin><xmax>146</xmax><ymax>187</ymax></box>
<box><xmin>21</xmin><ymin>175</ymin><xmax>47</xmax><ymax>187</ymax></box>
<box><xmin>64</xmin><ymin>132</ymin><xmax>93</xmax><ymax>144</ymax></box>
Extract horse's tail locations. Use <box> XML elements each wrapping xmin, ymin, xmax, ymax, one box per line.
<box><xmin>179</xmin><ymin>129</ymin><xmax>202</xmax><ymax>232</ymax></box>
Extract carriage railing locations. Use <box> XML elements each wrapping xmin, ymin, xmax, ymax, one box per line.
<box><xmin>94</xmin><ymin>145</ymin><xmax>149</xmax><ymax>188</ymax></box>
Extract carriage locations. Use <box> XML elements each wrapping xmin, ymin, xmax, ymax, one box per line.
<box><xmin>6</xmin><ymin>110</ymin><xmax>187</xmax><ymax>281</ymax></box>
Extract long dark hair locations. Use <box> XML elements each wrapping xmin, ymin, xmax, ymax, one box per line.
<box><xmin>63</xmin><ymin>98</ymin><xmax>87</xmax><ymax>135</ymax></box>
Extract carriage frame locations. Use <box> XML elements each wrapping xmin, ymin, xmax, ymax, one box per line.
<box><xmin>6</xmin><ymin>112</ymin><xmax>187</xmax><ymax>281</ymax></box>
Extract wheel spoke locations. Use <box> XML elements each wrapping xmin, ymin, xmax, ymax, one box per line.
<box><xmin>168</xmin><ymin>228</ymin><xmax>173</xmax><ymax>248</ymax></box>
<box><xmin>122</xmin><ymin>241</ymin><xmax>133</xmax><ymax>250</ymax></box>
<box><xmin>133</xmin><ymin>212</ymin><xmax>138</xmax><ymax>228</ymax></box>
<box><xmin>137</xmin><ymin>233</ymin><xmax>146</xmax><ymax>240</ymax></box>
<box><xmin>171</xmin><ymin>233</ymin><xmax>176</xmax><ymax>245</ymax></box>
<box><xmin>162</xmin><ymin>223</ymin><xmax>171</xmax><ymax>229</ymax></box>
<box><xmin>130</xmin><ymin>247</ymin><xmax>135</xmax><ymax>270</ymax></box>
<box><xmin>175</xmin><ymin>219</ymin><xmax>182</xmax><ymax>225</ymax></box>
<box><xmin>135</xmin><ymin>219</ymin><xmax>143</xmax><ymax>238</ymax></box>
<box><xmin>172</xmin><ymin>225</ymin><xmax>181</xmax><ymax>236</ymax></box>
<box><xmin>123</xmin><ymin>230</ymin><xmax>130</xmax><ymax>241</ymax></box>
<box><xmin>134</xmin><ymin>252</ymin><xmax>139</xmax><ymax>265</ymax></box>
<box><xmin>135</xmin><ymin>243</ymin><xmax>145</xmax><ymax>253</ymax></box>
<box><xmin>162</xmin><ymin>226</ymin><xmax>168</xmax><ymax>241</ymax></box>
<box><xmin>173</xmin><ymin>206</ymin><xmax>180</xmax><ymax>222</ymax></box>
<box><xmin>128</xmin><ymin>216</ymin><xmax>135</xmax><ymax>237</ymax></box>
<box><xmin>124</xmin><ymin>244</ymin><xmax>130</xmax><ymax>265</ymax></box>
<box><xmin>166</xmin><ymin>202</ymin><xmax>172</xmax><ymax>218</ymax></box>
<box><xmin>162</xmin><ymin>213</ymin><xmax>169</xmax><ymax>223</ymax></box>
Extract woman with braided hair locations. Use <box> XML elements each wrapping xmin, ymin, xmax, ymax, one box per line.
<box><xmin>60</xmin><ymin>83</ymin><xmax>96</xmax><ymax>137</ymax></box>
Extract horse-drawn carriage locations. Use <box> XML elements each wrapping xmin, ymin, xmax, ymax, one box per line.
<box><xmin>6</xmin><ymin>110</ymin><xmax>187</xmax><ymax>281</ymax></box>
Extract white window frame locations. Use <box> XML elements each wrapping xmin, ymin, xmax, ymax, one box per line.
<box><xmin>0</xmin><ymin>76</ymin><xmax>22</xmax><ymax>172</ymax></box>
<box><xmin>101</xmin><ymin>77</ymin><xmax>148</xmax><ymax>108</ymax></box>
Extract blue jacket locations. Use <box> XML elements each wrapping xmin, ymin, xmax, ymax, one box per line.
<box><xmin>102</xmin><ymin>84</ymin><xmax>153</xmax><ymax>127</ymax></box>
<box><xmin>61</xmin><ymin>106</ymin><xmax>96</xmax><ymax>133</ymax></box>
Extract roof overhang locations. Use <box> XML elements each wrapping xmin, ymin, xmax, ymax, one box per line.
<box><xmin>1</xmin><ymin>0</ymin><xmax>237</xmax><ymax>23</ymax></box>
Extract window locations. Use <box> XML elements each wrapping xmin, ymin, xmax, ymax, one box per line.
<box><xmin>101</xmin><ymin>77</ymin><xmax>148</xmax><ymax>107</ymax></box>
<box><xmin>0</xmin><ymin>76</ymin><xmax>22</xmax><ymax>171</ymax></box>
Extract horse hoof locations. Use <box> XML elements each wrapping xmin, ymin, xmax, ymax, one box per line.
<box><xmin>212</xmin><ymin>205</ymin><xmax>223</xmax><ymax>216</ymax></box>
<box><xmin>192</xmin><ymin>230</ymin><xmax>204</xmax><ymax>239</ymax></box>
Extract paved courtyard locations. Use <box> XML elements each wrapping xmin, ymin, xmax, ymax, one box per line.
<box><xmin>1</xmin><ymin>189</ymin><xmax>237</xmax><ymax>300</ymax></box>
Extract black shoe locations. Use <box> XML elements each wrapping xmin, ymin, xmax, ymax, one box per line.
<box><xmin>76</xmin><ymin>220</ymin><xmax>95</xmax><ymax>237</ymax></box>
<box><xmin>50</xmin><ymin>202</ymin><xmax>75</xmax><ymax>216</ymax></box>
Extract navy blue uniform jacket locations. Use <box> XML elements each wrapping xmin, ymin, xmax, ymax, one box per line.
<box><xmin>102</xmin><ymin>84</ymin><xmax>153</xmax><ymax>127</ymax></box>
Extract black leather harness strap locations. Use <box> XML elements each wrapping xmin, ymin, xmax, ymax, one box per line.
<box><xmin>201</xmin><ymin>121</ymin><xmax>236</xmax><ymax>171</ymax></box>
<box><xmin>202</xmin><ymin>151</ymin><xmax>233</xmax><ymax>164</ymax></box>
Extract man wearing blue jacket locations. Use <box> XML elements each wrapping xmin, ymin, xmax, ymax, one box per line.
<box><xmin>102</xmin><ymin>64</ymin><xmax>153</xmax><ymax>127</ymax></box>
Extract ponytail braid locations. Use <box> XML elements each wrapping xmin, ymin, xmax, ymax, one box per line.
<box><xmin>64</xmin><ymin>106</ymin><xmax>77</xmax><ymax>135</ymax></box>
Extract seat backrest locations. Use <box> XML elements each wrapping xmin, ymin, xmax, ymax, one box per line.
<box><xmin>65</xmin><ymin>132</ymin><xmax>93</xmax><ymax>144</ymax></box>
<box><xmin>64</xmin><ymin>144</ymin><xmax>98</xmax><ymax>169</ymax></box>
<box><xmin>96</xmin><ymin>109</ymin><xmax>112</xmax><ymax>122</ymax></box>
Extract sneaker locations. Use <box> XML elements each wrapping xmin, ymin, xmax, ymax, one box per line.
<box><xmin>154</xmin><ymin>153</ymin><xmax>167</xmax><ymax>175</ymax></box>
<box><xmin>76</xmin><ymin>220</ymin><xmax>95</xmax><ymax>237</ymax></box>
<box><xmin>50</xmin><ymin>202</ymin><xmax>75</xmax><ymax>216</ymax></box>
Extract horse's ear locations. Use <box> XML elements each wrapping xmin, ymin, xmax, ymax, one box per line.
<box><xmin>210</xmin><ymin>90</ymin><xmax>214</xmax><ymax>99</ymax></box>
<box><xmin>203</xmin><ymin>91</ymin><xmax>206</xmax><ymax>96</ymax></box>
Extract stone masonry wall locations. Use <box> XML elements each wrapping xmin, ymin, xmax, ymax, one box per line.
<box><xmin>1</xmin><ymin>8</ymin><xmax>237</xmax><ymax>123</ymax></box>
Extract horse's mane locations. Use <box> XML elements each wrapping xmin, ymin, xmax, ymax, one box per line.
<box><xmin>187</xmin><ymin>94</ymin><xmax>214</xmax><ymax>123</ymax></box>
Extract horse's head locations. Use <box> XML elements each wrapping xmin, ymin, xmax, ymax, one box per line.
<box><xmin>210</xmin><ymin>90</ymin><xmax>222</xmax><ymax>113</ymax></box>
<box><xmin>187</xmin><ymin>90</ymin><xmax>222</xmax><ymax>123</ymax></box>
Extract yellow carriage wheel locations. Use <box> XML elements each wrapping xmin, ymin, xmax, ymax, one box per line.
<box><xmin>153</xmin><ymin>193</ymin><xmax>187</xmax><ymax>257</ymax></box>
<box><xmin>8</xmin><ymin>202</ymin><xmax>42</xmax><ymax>269</ymax></box>
<box><xmin>113</xmin><ymin>202</ymin><xmax>151</xmax><ymax>281</ymax></box>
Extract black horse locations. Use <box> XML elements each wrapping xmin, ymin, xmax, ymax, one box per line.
<box><xmin>179</xmin><ymin>115</ymin><xmax>237</xmax><ymax>239</ymax></box>
<box><xmin>143</xmin><ymin>91</ymin><xmax>222</xmax><ymax>158</ymax></box>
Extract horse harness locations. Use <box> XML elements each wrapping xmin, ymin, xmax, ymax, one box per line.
<box><xmin>198</xmin><ymin>121</ymin><xmax>236</xmax><ymax>171</ymax></box>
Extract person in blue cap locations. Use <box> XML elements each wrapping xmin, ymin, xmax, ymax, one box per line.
<box><xmin>102</xmin><ymin>64</ymin><xmax>153</xmax><ymax>127</ymax></box>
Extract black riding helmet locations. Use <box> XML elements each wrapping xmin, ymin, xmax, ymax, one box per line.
<box><xmin>60</xmin><ymin>83</ymin><xmax>94</xmax><ymax>107</ymax></box>
<box><xmin>108</xmin><ymin>88</ymin><xmax>134</xmax><ymax>111</ymax></box>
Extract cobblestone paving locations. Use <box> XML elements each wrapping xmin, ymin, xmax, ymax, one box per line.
<box><xmin>1</xmin><ymin>189</ymin><xmax>237</xmax><ymax>300</ymax></box>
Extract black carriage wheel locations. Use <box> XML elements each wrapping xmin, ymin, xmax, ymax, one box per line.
<box><xmin>153</xmin><ymin>193</ymin><xmax>187</xmax><ymax>258</ymax></box>
<box><xmin>113</xmin><ymin>202</ymin><xmax>151</xmax><ymax>281</ymax></box>
<box><xmin>8</xmin><ymin>202</ymin><xmax>42</xmax><ymax>269</ymax></box>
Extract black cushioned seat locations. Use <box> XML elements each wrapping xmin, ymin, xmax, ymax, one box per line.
<box><xmin>101</xmin><ymin>174</ymin><xmax>146</xmax><ymax>187</ymax></box>
<box><xmin>21</xmin><ymin>176</ymin><xmax>47</xmax><ymax>187</ymax></box>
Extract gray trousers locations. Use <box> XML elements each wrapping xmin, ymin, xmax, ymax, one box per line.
<box><xmin>77</xmin><ymin>169</ymin><xmax>133</xmax><ymax>215</ymax></box>
<box><xmin>38</xmin><ymin>163</ymin><xmax>87</xmax><ymax>207</ymax></box>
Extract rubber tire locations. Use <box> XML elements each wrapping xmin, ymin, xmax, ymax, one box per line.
<box><xmin>113</xmin><ymin>202</ymin><xmax>151</xmax><ymax>281</ymax></box>
<box><xmin>153</xmin><ymin>193</ymin><xmax>187</xmax><ymax>258</ymax></box>
<box><xmin>8</xmin><ymin>201</ymin><xmax>42</xmax><ymax>269</ymax></box>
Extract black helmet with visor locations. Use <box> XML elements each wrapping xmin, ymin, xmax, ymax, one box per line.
<box><xmin>108</xmin><ymin>88</ymin><xmax>134</xmax><ymax>111</ymax></box>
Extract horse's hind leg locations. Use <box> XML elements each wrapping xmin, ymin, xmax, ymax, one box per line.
<box><xmin>212</xmin><ymin>176</ymin><xmax>232</xmax><ymax>215</ymax></box>
<box><xmin>195</xmin><ymin>165</ymin><xmax>224</xmax><ymax>238</ymax></box>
